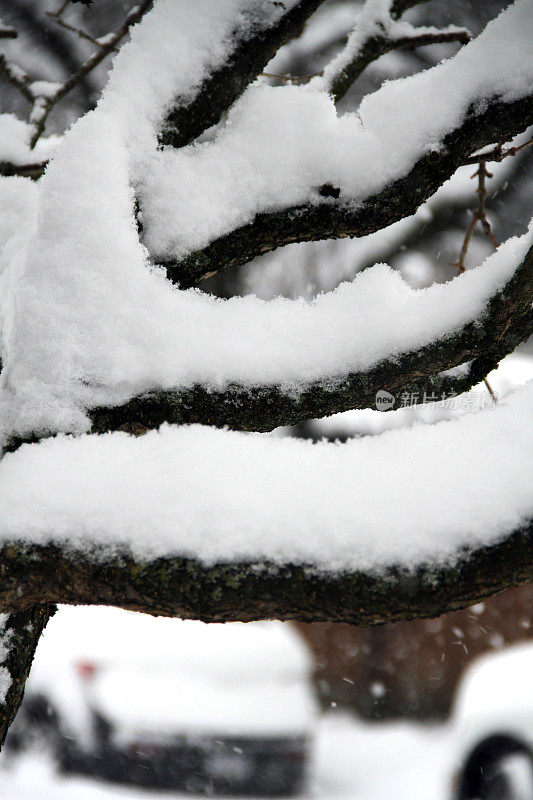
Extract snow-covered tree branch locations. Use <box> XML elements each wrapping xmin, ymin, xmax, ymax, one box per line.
<box><xmin>0</xmin><ymin>0</ymin><xmax>532</xmax><ymax>746</ymax></box>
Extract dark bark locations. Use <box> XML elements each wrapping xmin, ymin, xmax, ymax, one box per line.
<box><xmin>0</xmin><ymin>525</ymin><xmax>530</xmax><ymax>624</ymax></box>
<box><xmin>159</xmin><ymin>0</ymin><xmax>326</xmax><ymax>149</ymax></box>
<box><xmin>0</xmin><ymin>604</ymin><xmax>56</xmax><ymax>750</ymax></box>
<box><xmin>0</xmin><ymin>160</ymin><xmax>47</xmax><ymax>180</ymax></box>
<box><xmin>329</xmin><ymin>29</ymin><xmax>470</xmax><ymax>104</ymax></box>
<box><xmin>86</xmin><ymin>242</ymin><xmax>532</xmax><ymax>437</ymax></box>
<box><xmin>163</xmin><ymin>95</ymin><xmax>533</xmax><ymax>288</ymax></box>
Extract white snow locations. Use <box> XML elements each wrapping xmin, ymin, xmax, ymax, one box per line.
<box><xmin>0</xmin><ymin>666</ymin><xmax>10</xmax><ymax>704</ymax></box>
<box><xmin>0</xmin><ymin>140</ymin><xmax>530</xmax><ymax>443</ymax></box>
<box><xmin>303</xmin><ymin>347</ymin><xmax>533</xmax><ymax>439</ymax></box>
<box><xmin>318</xmin><ymin>0</ymin><xmax>468</xmax><ymax>97</ymax></box>
<box><xmin>32</xmin><ymin>607</ymin><xmax>312</xmax><ymax>683</ymax></box>
<box><xmin>23</xmin><ymin>608</ymin><xmax>317</xmax><ymax>741</ymax></box>
<box><xmin>138</xmin><ymin>0</ymin><xmax>532</xmax><ymax>259</ymax></box>
<box><xmin>0</xmin><ymin>714</ymin><xmax>454</xmax><ymax>799</ymax></box>
<box><xmin>0</xmin><ymin>382</ymin><xmax>531</xmax><ymax>572</ymax></box>
<box><xmin>0</xmin><ymin>0</ymin><xmax>531</xmax><ymax>441</ymax></box>
<box><xmin>0</xmin><ymin>114</ymin><xmax>60</xmax><ymax>165</ymax></box>
<box><xmin>28</xmin><ymin>81</ymin><xmax>62</xmax><ymax>100</ymax></box>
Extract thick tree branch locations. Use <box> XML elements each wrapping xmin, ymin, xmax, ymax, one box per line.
<box><xmin>0</xmin><ymin>526</ymin><xmax>530</xmax><ymax>625</ymax></box>
<box><xmin>1</xmin><ymin>514</ymin><xmax>529</xmax><ymax>740</ymax></box>
<box><xmin>2</xmin><ymin>521</ymin><xmax>528</xmax><ymax>745</ymax></box>
<box><xmin>159</xmin><ymin>0</ymin><xmax>326</xmax><ymax>149</ymax></box>
<box><xmin>164</xmin><ymin>95</ymin><xmax>533</xmax><ymax>288</ymax></box>
<box><xmin>0</xmin><ymin>605</ymin><xmax>56</xmax><ymax>749</ymax></box>
<box><xmin>86</xmin><ymin>242</ymin><xmax>533</xmax><ymax>437</ymax></box>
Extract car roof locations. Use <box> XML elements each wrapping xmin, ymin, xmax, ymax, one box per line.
<box><xmin>32</xmin><ymin>605</ymin><xmax>313</xmax><ymax>682</ymax></box>
<box><xmin>452</xmin><ymin>642</ymin><xmax>533</xmax><ymax>720</ymax></box>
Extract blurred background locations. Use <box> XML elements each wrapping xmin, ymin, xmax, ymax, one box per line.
<box><xmin>1</xmin><ymin>0</ymin><xmax>531</xmax><ymax>797</ymax></box>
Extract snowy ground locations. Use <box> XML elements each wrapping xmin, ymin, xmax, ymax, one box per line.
<box><xmin>0</xmin><ymin>714</ymin><xmax>453</xmax><ymax>800</ymax></box>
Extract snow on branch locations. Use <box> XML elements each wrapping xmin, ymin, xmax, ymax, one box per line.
<box><xmin>317</xmin><ymin>0</ymin><xmax>470</xmax><ymax>103</ymax></box>
<box><xmin>169</xmin><ymin>95</ymin><xmax>533</xmax><ymax>287</ymax></box>
<box><xmin>87</xmin><ymin>233</ymin><xmax>533</xmax><ymax>434</ymax></box>
<box><xmin>0</xmin><ymin>0</ymin><xmax>152</xmax><ymax>172</ymax></box>
<box><xmin>143</xmin><ymin>0</ymin><xmax>532</xmax><ymax>283</ymax></box>
<box><xmin>0</xmin><ymin>0</ymin><xmax>531</xmax><ymax>446</ymax></box>
<box><xmin>1</xmin><ymin>382</ymin><xmax>532</xmax><ymax>613</ymax></box>
<box><xmin>1</xmin><ymin>203</ymin><xmax>531</xmax><ymax>446</ymax></box>
<box><xmin>159</xmin><ymin>0</ymin><xmax>327</xmax><ymax>149</ymax></box>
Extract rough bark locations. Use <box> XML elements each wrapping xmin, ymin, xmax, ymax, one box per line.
<box><xmin>328</xmin><ymin>29</ymin><xmax>470</xmax><ymax>104</ymax></box>
<box><xmin>0</xmin><ymin>526</ymin><xmax>530</xmax><ymax>624</ymax></box>
<box><xmin>1</xmin><ymin>519</ymin><xmax>529</xmax><ymax>745</ymax></box>
<box><xmin>159</xmin><ymin>0</ymin><xmax>326</xmax><ymax>149</ymax></box>
<box><xmin>163</xmin><ymin>95</ymin><xmax>533</xmax><ymax>288</ymax></box>
<box><xmin>0</xmin><ymin>605</ymin><xmax>56</xmax><ymax>749</ymax></box>
<box><xmin>87</xmin><ymin>242</ymin><xmax>532</xmax><ymax>437</ymax></box>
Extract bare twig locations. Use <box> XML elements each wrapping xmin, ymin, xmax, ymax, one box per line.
<box><xmin>452</xmin><ymin>161</ymin><xmax>501</xmax><ymax>400</ymax></box>
<box><xmin>48</xmin><ymin>1</ymin><xmax>70</xmax><ymax>19</ymax></box>
<box><xmin>0</xmin><ymin>2</ymin><xmax>153</xmax><ymax>150</ymax></box>
<box><xmin>29</xmin><ymin>1</ymin><xmax>153</xmax><ymax>148</ymax></box>
<box><xmin>462</xmin><ymin>136</ymin><xmax>533</xmax><ymax>166</ymax></box>
<box><xmin>45</xmin><ymin>12</ymin><xmax>118</xmax><ymax>51</ymax></box>
<box><xmin>454</xmin><ymin>161</ymin><xmax>499</xmax><ymax>275</ymax></box>
<box><xmin>0</xmin><ymin>53</ymin><xmax>33</xmax><ymax>102</ymax></box>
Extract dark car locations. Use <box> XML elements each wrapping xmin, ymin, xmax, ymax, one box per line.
<box><xmin>7</xmin><ymin>606</ymin><xmax>317</xmax><ymax>796</ymax></box>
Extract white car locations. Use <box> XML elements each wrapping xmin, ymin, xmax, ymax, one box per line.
<box><xmin>449</xmin><ymin>642</ymin><xmax>533</xmax><ymax>800</ymax></box>
<box><xmin>7</xmin><ymin>606</ymin><xmax>318</xmax><ymax>796</ymax></box>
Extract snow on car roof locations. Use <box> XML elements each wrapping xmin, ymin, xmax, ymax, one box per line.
<box><xmin>452</xmin><ymin>642</ymin><xmax>533</xmax><ymax>721</ymax></box>
<box><xmin>95</xmin><ymin>668</ymin><xmax>317</xmax><ymax>738</ymax></box>
<box><xmin>32</xmin><ymin>605</ymin><xmax>313</xmax><ymax>683</ymax></box>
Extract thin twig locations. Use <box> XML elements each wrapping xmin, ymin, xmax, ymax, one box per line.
<box><xmin>452</xmin><ymin>160</ymin><xmax>500</xmax><ymax>401</ymax></box>
<box><xmin>462</xmin><ymin>136</ymin><xmax>533</xmax><ymax>166</ymax></box>
<box><xmin>261</xmin><ymin>71</ymin><xmax>321</xmax><ymax>83</ymax></box>
<box><xmin>26</xmin><ymin>0</ymin><xmax>154</xmax><ymax>148</ymax></box>
<box><xmin>48</xmin><ymin>1</ymin><xmax>70</xmax><ymax>18</ymax></box>
<box><xmin>453</xmin><ymin>161</ymin><xmax>499</xmax><ymax>274</ymax></box>
<box><xmin>0</xmin><ymin>53</ymin><xmax>33</xmax><ymax>102</ymax></box>
<box><xmin>45</xmin><ymin>12</ymin><xmax>118</xmax><ymax>51</ymax></box>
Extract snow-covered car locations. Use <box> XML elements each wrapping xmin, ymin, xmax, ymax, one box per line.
<box><xmin>449</xmin><ymin>642</ymin><xmax>533</xmax><ymax>800</ymax></box>
<box><xmin>7</xmin><ymin>606</ymin><xmax>318</xmax><ymax>796</ymax></box>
